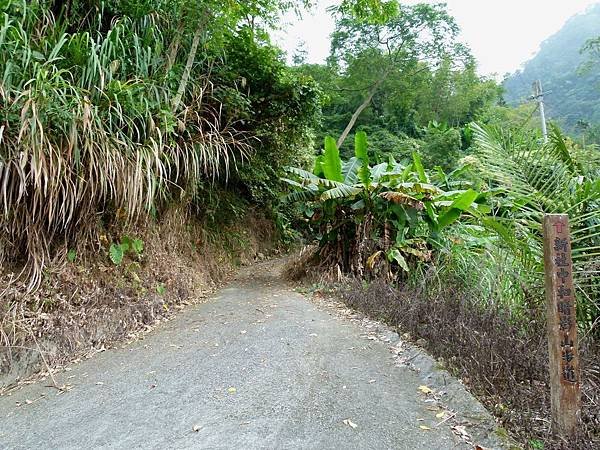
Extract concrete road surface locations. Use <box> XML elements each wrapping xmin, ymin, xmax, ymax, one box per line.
<box><xmin>0</xmin><ymin>261</ymin><xmax>509</xmax><ymax>450</ymax></box>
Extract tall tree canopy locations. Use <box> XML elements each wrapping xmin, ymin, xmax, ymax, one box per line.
<box><xmin>327</xmin><ymin>2</ymin><xmax>470</xmax><ymax>148</ymax></box>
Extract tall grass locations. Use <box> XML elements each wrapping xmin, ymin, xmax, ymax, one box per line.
<box><xmin>0</xmin><ymin>1</ymin><xmax>252</xmax><ymax>288</ymax></box>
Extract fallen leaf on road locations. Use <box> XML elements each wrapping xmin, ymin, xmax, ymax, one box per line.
<box><xmin>227</xmin><ymin>387</ymin><xmax>237</xmax><ymax>394</ymax></box>
<box><xmin>436</xmin><ymin>412</ymin><xmax>445</xmax><ymax>419</ymax></box>
<box><xmin>418</xmin><ymin>385</ymin><xmax>432</xmax><ymax>394</ymax></box>
<box><xmin>343</xmin><ymin>419</ymin><xmax>358</xmax><ymax>429</ymax></box>
<box><xmin>451</xmin><ymin>425</ymin><xmax>472</xmax><ymax>442</ymax></box>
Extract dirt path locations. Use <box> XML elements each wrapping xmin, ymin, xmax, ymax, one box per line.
<box><xmin>0</xmin><ymin>261</ymin><xmax>509</xmax><ymax>449</ymax></box>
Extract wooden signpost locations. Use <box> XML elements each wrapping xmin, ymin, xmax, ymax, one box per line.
<box><xmin>543</xmin><ymin>214</ymin><xmax>580</xmax><ymax>438</ymax></box>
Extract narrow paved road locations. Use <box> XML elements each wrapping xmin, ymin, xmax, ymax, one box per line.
<box><xmin>0</xmin><ymin>261</ymin><xmax>507</xmax><ymax>449</ymax></box>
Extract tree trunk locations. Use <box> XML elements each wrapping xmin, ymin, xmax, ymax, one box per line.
<box><xmin>165</xmin><ymin>22</ymin><xmax>184</xmax><ymax>74</ymax></box>
<box><xmin>336</xmin><ymin>76</ymin><xmax>386</xmax><ymax>148</ymax></box>
<box><xmin>171</xmin><ymin>26</ymin><xmax>203</xmax><ymax>112</ymax></box>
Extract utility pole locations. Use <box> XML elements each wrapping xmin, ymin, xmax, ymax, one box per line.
<box><xmin>530</xmin><ymin>80</ymin><xmax>549</xmax><ymax>143</ymax></box>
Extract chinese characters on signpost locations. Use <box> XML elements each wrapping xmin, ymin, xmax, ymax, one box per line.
<box><xmin>543</xmin><ymin>214</ymin><xmax>580</xmax><ymax>437</ymax></box>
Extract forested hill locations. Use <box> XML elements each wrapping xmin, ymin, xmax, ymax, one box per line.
<box><xmin>503</xmin><ymin>3</ymin><xmax>600</xmax><ymax>132</ymax></box>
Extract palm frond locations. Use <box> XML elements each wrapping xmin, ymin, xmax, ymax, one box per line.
<box><xmin>472</xmin><ymin>122</ymin><xmax>600</xmax><ymax>330</ymax></box>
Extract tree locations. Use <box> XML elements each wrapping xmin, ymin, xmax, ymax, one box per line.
<box><xmin>328</xmin><ymin>2</ymin><xmax>469</xmax><ymax>148</ymax></box>
<box><xmin>582</xmin><ymin>36</ymin><xmax>600</xmax><ymax>68</ymax></box>
<box><xmin>296</xmin><ymin>23</ymin><xmax>501</xmax><ymax>164</ymax></box>
<box><xmin>335</xmin><ymin>0</ymin><xmax>399</xmax><ymax>23</ymax></box>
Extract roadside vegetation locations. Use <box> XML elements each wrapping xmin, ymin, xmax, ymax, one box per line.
<box><xmin>0</xmin><ymin>0</ymin><xmax>320</xmax><ymax>388</ymax></box>
<box><xmin>1</xmin><ymin>0</ymin><xmax>599</xmax><ymax>448</ymax></box>
<box><xmin>282</xmin><ymin>2</ymin><xmax>600</xmax><ymax>449</ymax></box>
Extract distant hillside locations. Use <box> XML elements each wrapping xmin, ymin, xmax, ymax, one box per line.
<box><xmin>503</xmin><ymin>3</ymin><xmax>600</xmax><ymax>132</ymax></box>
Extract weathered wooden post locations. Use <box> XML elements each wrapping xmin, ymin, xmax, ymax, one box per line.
<box><xmin>543</xmin><ymin>214</ymin><xmax>580</xmax><ymax>437</ymax></box>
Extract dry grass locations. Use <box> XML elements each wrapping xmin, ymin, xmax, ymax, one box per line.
<box><xmin>282</xmin><ymin>244</ymin><xmax>365</xmax><ymax>284</ymax></box>
<box><xmin>282</xmin><ymin>245</ymin><xmax>320</xmax><ymax>281</ymax></box>
<box><xmin>0</xmin><ymin>7</ymin><xmax>254</xmax><ymax>290</ymax></box>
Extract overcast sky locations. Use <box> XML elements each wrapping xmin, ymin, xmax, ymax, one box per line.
<box><xmin>273</xmin><ymin>0</ymin><xmax>600</xmax><ymax>77</ymax></box>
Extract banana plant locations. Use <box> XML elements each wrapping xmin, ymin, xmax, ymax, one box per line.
<box><xmin>283</xmin><ymin>131</ymin><xmax>482</xmax><ymax>275</ymax></box>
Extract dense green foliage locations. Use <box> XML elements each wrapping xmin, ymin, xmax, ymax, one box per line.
<box><xmin>296</xmin><ymin>3</ymin><xmax>500</xmax><ymax>169</ymax></box>
<box><xmin>0</xmin><ymin>0</ymin><xmax>320</xmax><ymax>286</ymax></box>
<box><xmin>3</xmin><ymin>0</ymin><xmax>597</xmax><ymax>334</ymax></box>
<box><xmin>471</xmin><ymin>125</ymin><xmax>600</xmax><ymax>328</ymax></box>
<box><xmin>1</xmin><ymin>0</ymin><xmax>599</xmax><ymax>444</ymax></box>
<box><xmin>286</xmin><ymin>125</ymin><xmax>600</xmax><ymax>332</ymax></box>
<box><xmin>283</xmin><ymin>2</ymin><xmax>600</xmax><ymax>341</ymax></box>
<box><xmin>284</xmin><ymin>132</ymin><xmax>482</xmax><ymax>278</ymax></box>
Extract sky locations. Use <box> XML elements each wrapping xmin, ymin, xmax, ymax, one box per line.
<box><xmin>273</xmin><ymin>0</ymin><xmax>600</xmax><ymax>78</ymax></box>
